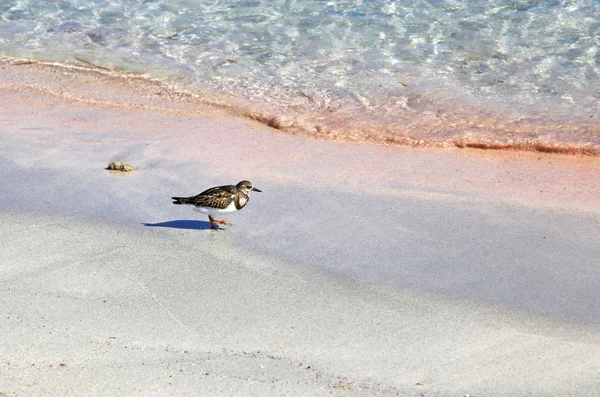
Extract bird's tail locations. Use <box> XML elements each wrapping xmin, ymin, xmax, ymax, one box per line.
<box><xmin>171</xmin><ymin>197</ymin><xmax>187</xmax><ymax>205</ymax></box>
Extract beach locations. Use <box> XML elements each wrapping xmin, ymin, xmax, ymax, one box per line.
<box><xmin>1</xmin><ymin>62</ymin><xmax>600</xmax><ymax>396</ymax></box>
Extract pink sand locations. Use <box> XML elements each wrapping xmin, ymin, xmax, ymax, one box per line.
<box><xmin>2</xmin><ymin>61</ymin><xmax>600</xmax><ymax>396</ymax></box>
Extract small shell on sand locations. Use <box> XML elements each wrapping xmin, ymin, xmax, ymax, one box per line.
<box><xmin>107</xmin><ymin>161</ymin><xmax>136</xmax><ymax>172</ymax></box>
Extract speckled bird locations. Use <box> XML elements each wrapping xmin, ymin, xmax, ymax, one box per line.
<box><xmin>172</xmin><ymin>180</ymin><xmax>261</xmax><ymax>230</ymax></box>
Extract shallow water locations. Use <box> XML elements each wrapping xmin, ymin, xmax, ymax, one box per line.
<box><xmin>1</xmin><ymin>0</ymin><xmax>599</xmax><ymax>152</ymax></box>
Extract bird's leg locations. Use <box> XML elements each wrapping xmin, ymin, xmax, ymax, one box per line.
<box><xmin>208</xmin><ymin>216</ymin><xmax>219</xmax><ymax>230</ymax></box>
<box><xmin>213</xmin><ymin>219</ymin><xmax>231</xmax><ymax>226</ymax></box>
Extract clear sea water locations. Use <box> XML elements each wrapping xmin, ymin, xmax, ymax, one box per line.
<box><xmin>1</xmin><ymin>0</ymin><xmax>599</xmax><ymax>150</ymax></box>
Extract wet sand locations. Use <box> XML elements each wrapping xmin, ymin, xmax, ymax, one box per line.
<box><xmin>2</xmin><ymin>58</ymin><xmax>600</xmax><ymax>155</ymax></box>
<box><xmin>1</xmin><ymin>67</ymin><xmax>600</xmax><ymax>396</ymax></box>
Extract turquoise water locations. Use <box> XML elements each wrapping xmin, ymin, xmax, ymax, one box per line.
<box><xmin>1</xmin><ymin>0</ymin><xmax>599</xmax><ymax>148</ymax></box>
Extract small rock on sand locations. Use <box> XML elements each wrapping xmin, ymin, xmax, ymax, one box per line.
<box><xmin>107</xmin><ymin>161</ymin><xmax>135</xmax><ymax>172</ymax></box>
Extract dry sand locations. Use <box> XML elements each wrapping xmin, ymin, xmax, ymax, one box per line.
<box><xmin>1</xmin><ymin>65</ymin><xmax>600</xmax><ymax>396</ymax></box>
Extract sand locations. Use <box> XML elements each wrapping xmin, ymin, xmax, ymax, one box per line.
<box><xmin>1</xmin><ymin>64</ymin><xmax>600</xmax><ymax>396</ymax></box>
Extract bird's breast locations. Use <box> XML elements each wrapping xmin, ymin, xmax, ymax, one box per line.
<box><xmin>235</xmin><ymin>194</ymin><xmax>249</xmax><ymax>210</ymax></box>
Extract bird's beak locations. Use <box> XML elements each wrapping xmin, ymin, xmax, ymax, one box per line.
<box><xmin>252</xmin><ymin>187</ymin><xmax>262</xmax><ymax>192</ymax></box>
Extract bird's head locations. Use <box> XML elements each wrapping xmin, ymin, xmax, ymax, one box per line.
<box><xmin>237</xmin><ymin>180</ymin><xmax>262</xmax><ymax>193</ymax></box>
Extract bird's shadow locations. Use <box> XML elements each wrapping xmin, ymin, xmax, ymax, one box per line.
<box><xmin>143</xmin><ymin>220</ymin><xmax>213</xmax><ymax>230</ymax></box>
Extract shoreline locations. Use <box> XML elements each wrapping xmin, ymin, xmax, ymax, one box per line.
<box><xmin>2</xmin><ymin>77</ymin><xmax>600</xmax><ymax>216</ymax></box>
<box><xmin>2</xmin><ymin>56</ymin><xmax>600</xmax><ymax>157</ymax></box>
<box><xmin>2</xmin><ymin>65</ymin><xmax>600</xmax><ymax>395</ymax></box>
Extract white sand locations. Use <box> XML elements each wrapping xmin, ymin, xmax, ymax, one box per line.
<box><xmin>2</xmin><ymin>66</ymin><xmax>600</xmax><ymax>396</ymax></box>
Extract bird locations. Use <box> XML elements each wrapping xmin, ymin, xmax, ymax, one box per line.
<box><xmin>172</xmin><ymin>180</ymin><xmax>262</xmax><ymax>230</ymax></box>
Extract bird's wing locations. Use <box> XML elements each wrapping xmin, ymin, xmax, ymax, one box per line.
<box><xmin>189</xmin><ymin>185</ymin><xmax>236</xmax><ymax>209</ymax></box>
